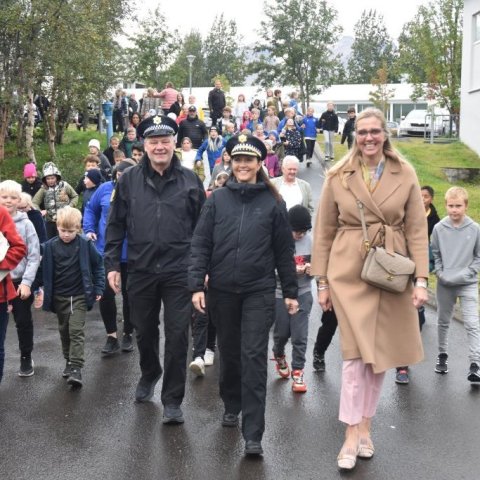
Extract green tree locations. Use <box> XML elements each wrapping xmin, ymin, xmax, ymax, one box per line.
<box><xmin>253</xmin><ymin>0</ymin><xmax>343</xmax><ymax>113</ymax></box>
<box><xmin>125</xmin><ymin>7</ymin><xmax>179</xmax><ymax>89</ymax></box>
<box><xmin>396</xmin><ymin>0</ymin><xmax>462</xmax><ymax>115</ymax></box>
<box><xmin>166</xmin><ymin>31</ymin><xmax>204</xmax><ymax>90</ymax></box>
<box><xmin>369</xmin><ymin>63</ymin><xmax>396</xmax><ymax>116</ymax></box>
<box><xmin>202</xmin><ymin>14</ymin><xmax>247</xmax><ymax>86</ymax></box>
<box><xmin>347</xmin><ymin>9</ymin><xmax>398</xmax><ymax>84</ymax></box>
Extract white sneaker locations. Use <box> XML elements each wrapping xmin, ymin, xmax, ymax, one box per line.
<box><xmin>204</xmin><ymin>348</ymin><xmax>215</xmax><ymax>366</ymax></box>
<box><xmin>189</xmin><ymin>357</ymin><xmax>205</xmax><ymax>377</ymax></box>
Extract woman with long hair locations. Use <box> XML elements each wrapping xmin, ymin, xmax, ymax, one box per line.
<box><xmin>311</xmin><ymin>108</ymin><xmax>428</xmax><ymax>470</ymax></box>
<box><xmin>189</xmin><ymin>134</ymin><xmax>298</xmax><ymax>457</ymax></box>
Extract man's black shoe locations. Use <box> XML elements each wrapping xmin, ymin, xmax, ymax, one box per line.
<box><xmin>135</xmin><ymin>374</ymin><xmax>161</xmax><ymax>402</ymax></box>
<box><xmin>121</xmin><ymin>334</ymin><xmax>134</xmax><ymax>352</ymax></box>
<box><xmin>101</xmin><ymin>336</ymin><xmax>120</xmax><ymax>355</ymax></box>
<box><xmin>245</xmin><ymin>440</ymin><xmax>263</xmax><ymax>456</ymax></box>
<box><xmin>67</xmin><ymin>368</ymin><xmax>83</xmax><ymax>388</ymax></box>
<box><xmin>313</xmin><ymin>351</ymin><xmax>325</xmax><ymax>372</ymax></box>
<box><xmin>162</xmin><ymin>405</ymin><xmax>184</xmax><ymax>424</ymax></box>
<box><xmin>222</xmin><ymin>413</ymin><xmax>239</xmax><ymax>427</ymax></box>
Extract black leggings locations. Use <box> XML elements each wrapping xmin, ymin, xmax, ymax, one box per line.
<box><xmin>305</xmin><ymin>139</ymin><xmax>316</xmax><ymax>159</ymax></box>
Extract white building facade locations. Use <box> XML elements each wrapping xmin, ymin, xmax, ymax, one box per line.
<box><xmin>460</xmin><ymin>0</ymin><xmax>480</xmax><ymax>156</ymax></box>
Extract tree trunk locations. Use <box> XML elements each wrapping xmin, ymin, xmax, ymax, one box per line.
<box><xmin>45</xmin><ymin>99</ymin><xmax>57</xmax><ymax>159</ymax></box>
<box><xmin>25</xmin><ymin>90</ymin><xmax>36</xmax><ymax>164</ymax></box>
<box><xmin>0</xmin><ymin>104</ymin><xmax>10</xmax><ymax>164</ymax></box>
<box><xmin>55</xmin><ymin>103</ymin><xmax>71</xmax><ymax>144</ymax></box>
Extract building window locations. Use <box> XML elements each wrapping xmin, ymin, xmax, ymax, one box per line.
<box><xmin>475</xmin><ymin>12</ymin><xmax>480</xmax><ymax>42</ymax></box>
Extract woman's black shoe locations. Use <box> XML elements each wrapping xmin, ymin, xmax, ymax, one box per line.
<box><xmin>245</xmin><ymin>440</ymin><xmax>263</xmax><ymax>456</ymax></box>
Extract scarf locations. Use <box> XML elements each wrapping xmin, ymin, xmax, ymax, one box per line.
<box><xmin>360</xmin><ymin>157</ymin><xmax>385</xmax><ymax>192</ymax></box>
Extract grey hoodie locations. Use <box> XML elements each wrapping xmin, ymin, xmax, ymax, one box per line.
<box><xmin>11</xmin><ymin>211</ymin><xmax>40</xmax><ymax>287</ymax></box>
<box><xmin>431</xmin><ymin>215</ymin><xmax>480</xmax><ymax>286</ymax></box>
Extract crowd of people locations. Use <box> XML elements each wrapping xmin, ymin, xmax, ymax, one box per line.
<box><xmin>1</xmin><ymin>85</ymin><xmax>479</xmax><ymax>468</ymax></box>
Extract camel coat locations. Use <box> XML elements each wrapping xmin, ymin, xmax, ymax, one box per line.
<box><xmin>311</xmin><ymin>158</ymin><xmax>428</xmax><ymax>373</ymax></box>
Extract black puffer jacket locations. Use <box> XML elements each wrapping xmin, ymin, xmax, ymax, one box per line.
<box><xmin>189</xmin><ymin>180</ymin><xmax>298</xmax><ymax>298</ymax></box>
<box><xmin>318</xmin><ymin>110</ymin><xmax>339</xmax><ymax>132</ymax></box>
<box><xmin>104</xmin><ymin>155</ymin><xmax>206</xmax><ymax>281</ymax></box>
<box><xmin>177</xmin><ymin>116</ymin><xmax>208</xmax><ymax>149</ymax></box>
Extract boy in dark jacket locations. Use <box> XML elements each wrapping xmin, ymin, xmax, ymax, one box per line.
<box><xmin>341</xmin><ymin>107</ymin><xmax>356</xmax><ymax>149</ymax></box>
<box><xmin>41</xmin><ymin>206</ymin><xmax>104</xmax><ymax>388</ymax></box>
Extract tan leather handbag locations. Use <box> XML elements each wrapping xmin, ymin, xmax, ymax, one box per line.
<box><xmin>357</xmin><ymin>201</ymin><xmax>415</xmax><ymax>293</ymax></box>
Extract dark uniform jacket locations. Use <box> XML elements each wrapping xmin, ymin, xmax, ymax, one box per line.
<box><xmin>189</xmin><ymin>180</ymin><xmax>298</xmax><ymax>298</ymax></box>
<box><xmin>104</xmin><ymin>155</ymin><xmax>206</xmax><ymax>282</ymax></box>
<box><xmin>208</xmin><ymin>88</ymin><xmax>226</xmax><ymax>117</ymax></box>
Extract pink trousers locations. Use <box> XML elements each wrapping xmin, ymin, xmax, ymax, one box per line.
<box><xmin>339</xmin><ymin>359</ymin><xmax>385</xmax><ymax>426</ymax></box>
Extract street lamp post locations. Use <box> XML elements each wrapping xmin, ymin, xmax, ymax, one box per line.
<box><xmin>186</xmin><ymin>55</ymin><xmax>195</xmax><ymax>95</ymax></box>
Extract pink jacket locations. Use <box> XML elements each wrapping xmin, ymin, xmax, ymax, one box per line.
<box><xmin>157</xmin><ymin>88</ymin><xmax>178</xmax><ymax>110</ymax></box>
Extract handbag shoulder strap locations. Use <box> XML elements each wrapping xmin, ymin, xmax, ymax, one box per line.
<box><xmin>356</xmin><ymin>200</ymin><xmax>370</xmax><ymax>252</ymax></box>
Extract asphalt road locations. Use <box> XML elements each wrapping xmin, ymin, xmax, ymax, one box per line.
<box><xmin>1</xmin><ymin>152</ymin><xmax>479</xmax><ymax>480</ymax></box>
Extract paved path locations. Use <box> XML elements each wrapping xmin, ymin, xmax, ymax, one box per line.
<box><xmin>1</xmin><ymin>160</ymin><xmax>479</xmax><ymax>480</ymax></box>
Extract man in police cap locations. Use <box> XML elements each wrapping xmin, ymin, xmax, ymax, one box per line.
<box><xmin>104</xmin><ymin>114</ymin><xmax>206</xmax><ymax>424</ymax></box>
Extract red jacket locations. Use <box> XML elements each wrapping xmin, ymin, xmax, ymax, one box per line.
<box><xmin>0</xmin><ymin>206</ymin><xmax>27</xmax><ymax>302</ymax></box>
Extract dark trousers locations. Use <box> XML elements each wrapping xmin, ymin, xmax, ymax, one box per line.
<box><xmin>113</xmin><ymin>109</ymin><xmax>125</xmax><ymax>132</ymax></box>
<box><xmin>99</xmin><ymin>264</ymin><xmax>132</xmax><ymax>335</ymax></box>
<box><xmin>127</xmin><ymin>272</ymin><xmax>191</xmax><ymax>406</ymax></box>
<box><xmin>208</xmin><ymin>288</ymin><xmax>275</xmax><ymax>442</ymax></box>
<box><xmin>11</xmin><ymin>281</ymin><xmax>35</xmax><ymax>357</ymax></box>
<box><xmin>305</xmin><ymin>139</ymin><xmax>316</xmax><ymax>159</ymax></box>
<box><xmin>0</xmin><ymin>303</ymin><xmax>8</xmax><ymax>383</ymax></box>
<box><xmin>313</xmin><ymin>309</ymin><xmax>338</xmax><ymax>356</ymax></box>
<box><xmin>46</xmin><ymin>222</ymin><xmax>58</xmax><ymax>240</ymax></box>
<box><xmin>192</xmin><ymin>294</ymin><xmax>216</xmax><ymax>358</ymax></box>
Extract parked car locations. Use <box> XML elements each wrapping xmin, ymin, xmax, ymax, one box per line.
<box><xmin>386</xmin><ymin>121</ymin><xmax>399</xmax><ymax>137</ymax></box>
<box><xmin>398</xmin><ymin>109</ymin><xmax>453</xmax><ymax>137</ymax></box>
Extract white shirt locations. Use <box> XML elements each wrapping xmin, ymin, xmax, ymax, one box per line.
<box><xmin>278</xmin><ymin>179</ymin><xmax>303</xmax><ymax>210</ymax></box>
<box><xmin>180</xmin><ymin>149</ymin><xmax>197</xmax><ymax>170</ymax></box>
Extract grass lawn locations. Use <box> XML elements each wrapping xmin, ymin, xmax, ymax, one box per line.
<box><xmin>0</xmin><ymin>126</ymin><xmax>107</xmax><ymax>186</ymax></box>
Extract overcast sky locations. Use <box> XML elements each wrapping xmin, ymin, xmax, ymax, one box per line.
<box><xmin>131</xmin><ymin>0</ymin><xmax>431</xmax><ymax>41</ymax></box>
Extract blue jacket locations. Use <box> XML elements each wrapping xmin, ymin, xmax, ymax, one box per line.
<box><xmin>277</xmin><ymin>117</ymin><xmax>301</xmax><ymax>133</ymax></box>
<box><xmin>83</xmin><ymin>181</ymin><xmax>127</xmax><ymax>262</ymax></box>
<box><xmin>41</xmin><ymin>235</ymin><xmax>105</xmax><ymax>313</ymax></box>
<box><xmin>195</xmin><ymin>138</ymin><xmax>226</xmax><ymax>171</ymax></box>
<box><xmin>301</xmin><ymin>115</ymin><xmax>318</xmax><ymax>138</ymax></box>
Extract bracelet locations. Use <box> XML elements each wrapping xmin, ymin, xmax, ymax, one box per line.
<box><xmin>415</xmin><ymin>279</ymin><xmax>428</xmax><ymax>289</ymax></box>
<box><xmin>318</xmin><ymin>285</ymin><xmax>330</xmax><ymax>291</ymax></box>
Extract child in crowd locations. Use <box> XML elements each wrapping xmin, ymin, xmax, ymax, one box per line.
<box><xmin>253</xmin><ymin>123</ymin><xmax>267</xmax><ymax>142</ymax></box>
<box><xmin>272</xmin><ymin>205</ymin><xmax>313</xmax><ymax>392</ymax></box>
<box><xmin>33</xmin><ymin>162</ymin><xmax>78</xmax><ymax>239</ymax></box>
<box><xmin>234</xmin><ymin>94</ymin><xmax>249</xmax><ymax>130</ymax></box>
<box><xmin>21</xmin><ymin>163</ymin><xmax>43</xmax><ymax>198</ymax></box>
<box><xmin>195</xmin><ymin>126</ymin><xmax>225</xmax><ymax>174</ymax></box>
<box><xmin>263</xmin><ymin>106</ymin><xmax>280</xmax><ymax>132</ymax></box>
<box><xmin>113</xmin><ymin>149</ymin><xmax>126</xmax><ymax>165</ymax></box>
<box><xmin>103</xmin><ymin>136</ymin><xmax>120</xmax><ymax>167</ymax></box>
<box><xmin>41</xmin><ymin>207</ymin><xmax>104</xmax><ymax>388</ymax></box>
<box><xmin>240</xmin><ymin>111</ymin><xmax>251</xmax><ymax>131</ymax></box>
<box><xmin>394</xmin><ymin>185</ymin><xmax>440</xmax><ymax>384</ymax></box>
<box><xmin>88</xmin><ymin>139</ymin><xmax>112</xmax><ymax>180</ymax></box>
<box><xmin>341</xmin><ymin>107</ymin><xmax>356</xmax><ymax>150</ymax></box>
<box><xmin>19</xmin><ymin>192</ymin><xmax>46</xmax><ymax>309</ymax></box>
<box><xmin>223</xmin><ymin>122</ymin><xmax>236</xmax><ymax>142</ymax></box>
<box><xmin>264</xmin><ymin>140</ymin><xmax>280</xmax><ymax>178</ymax></box>
<box><xmin>76</xmin><ymin>155</ymin><xmax>103</xmax><ymax>195</ymax></box>
<box><xmin>217</xmin><ymin>106</ymin><xmax>234</xmax><ymax>136</ymax></box>
<box><xmin>206</xmin><ymin>171</ymin><xmax>229</xmax><ymax>198</ymax></box>
<box><xmin>119</xmin><ymin>127</ymin><xmax>137</xmax><ymax>158</ymax></box>
<box><xmin>178</xmin><ymin>136</ymin><xmax>199</xmax><ymax>171</ymax></box>
<box><xmin>210</xmin><ymin>148</ymin><xmax>232</xmax><ymax>188</ymax></box>
<box><xmin>176</xmin><ymin>104</ymin><xmax>189</xmax><ymax>125</ymax></box>
<box><xmin>81</xmin><ymin>169</ymin><xmax>103</xmax><ymax>215</ymax></box>
<box><xmin>277</xmin><ymin>107</ymin><xmax>297</xmax><ymax>133</ymax></box>
<box><xmin>431</xmin><ymin>187</ymin><xmax>480</xmax><ymax>383</ymax></box>
<box><xmin>281</xmin><ymin>119</ymin><xmax>304</xmax><ymax>161</ymax></box>
<box><xmin>131</xmin><ymin>142</ymin><xmax>144</xmax><ymax>164</ymax></box>
<box><xmin>301</xmin><ymin>107</ymin><xmax>319</xmax><ymax>167</ymax></box>
<box><xmin>0</xmin><ymin>181</ymin><xmax>40</xmax><ymax>378</ymax></box>
<box><xmin>246</xmin><ymin>108</ymin><xmax>262</xmax><ymax>132</ymax></box>
<box><xmin>0</xmin><ymin>205</ymin><xmax>27</xmax><ymax>385</ymax></box>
